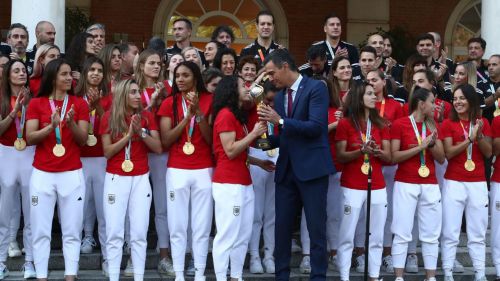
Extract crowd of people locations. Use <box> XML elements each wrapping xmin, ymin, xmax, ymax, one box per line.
<box><xmin>0</xmin><ymin>9</ymin><xmax>499</xmax><ymax>281</ymax></box>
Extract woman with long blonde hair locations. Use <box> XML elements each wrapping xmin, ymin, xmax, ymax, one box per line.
<box><xmin>30</xmin><ymin>44</ymin><xmax>61</xmax><ymax>96</ymax></box>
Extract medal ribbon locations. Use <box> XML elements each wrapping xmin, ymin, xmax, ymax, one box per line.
<box><xmin>459</xmin><ymin>120</ymin><xmax>473</xmax><ymax>162</ymax></box>
<box><xmin>257</xmin><ymin>49</ymin><xmax>265</xmax><ymax>62</ymax></box>
<box><xmin>267</xmin><ymin>122</ymin><xmax>274</xmax><ymax>136</ymax></box>
<box><xmin>359</xmin><ymin>119</ymin><xmax>372</xmax><ymax>166</ymax></box>
<box><xmin>181</xmin><ymin>96</ymin><xmax>195</xmax><ymax>143</ymax></box>
<box><xmin>125</xmin><ymin>139</ymin><xmax>132</xmax><ymax>161</ymax></box>
<box><xmin>409</xmin><ymin>116</ymin><xmax>426</xmax><ymax>167</ymax></box>
<box><xmin>379</xmin><ymin>99</ymin><xmax>386</xmax><ymax>117</ymax></box>
<box><xmin>325</xmin><ymin>40</ymin><xmax>335</xmax><ymax>63</ymax></box>
<box><xmin>143</xmin><ymin>90</ymin><xmax>151</xmax><ymax>106</ymax></box>
<box><xmin>476</xmin><ymin>70</ymin><xmax>487</xmax><ymax>83</ymax></box>
<box><xmin>11</xmin><ymin>97</ymin><xmax>26</xmax><ymax>139</ymax></box>
<box><xmin>83</xmin><ymin>95</ymin><xmax>96</xmax><ymax>134</ymax></box>
<box><xmin>49</xmin><ymin>95</ymin><xmax>69</xmax><ymax>145</ymax></box>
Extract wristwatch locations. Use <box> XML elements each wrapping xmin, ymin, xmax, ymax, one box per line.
<box><xmin>141</xmin><ymin>128</ymin><xmax>148</xmax><ymax>139</ymax></box>
<box><xmin>278</xmin><ymin>118</ymin><xmax>284</xmax><ymax>128</ymax></box>
<box><xmin>195</xmin><ymin>114</ymin><xmax>204</xmax><ymax>123</ymax></box>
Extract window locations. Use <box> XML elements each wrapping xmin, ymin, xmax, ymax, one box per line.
<box><xmin>447</xmin><ymin>0</ymin><xmax>481</xmax><ymax>62</ymax></box>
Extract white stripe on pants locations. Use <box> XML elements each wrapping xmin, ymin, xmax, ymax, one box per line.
<box><xmin>30</xmin><ymin>168</ymin><xmax>85</xmax><ymax>278</ymax></box>
<box><xmin>249</xmin><ymin>147</ymin><xmax>276</xmax><ymax>259</ymax></box>
<box><xmin>0</xmin><ymin>145</ymin><xmax>34</xmax><ymax>262</ymax></box>
<box><xmin>337</xmin><ymin>187</ymin><xmax>387</xmax><ymax>280</ymax></box>
<box><xmin>81</xmin><ymin>157</ymin><xmax>107</xmax><ymax>258</ymax></box>
<box><xmin>441</xmin><ymin>179</ymin><xmax>488</xmax><ymax>277</ymax></box>
<box><xmin>104</xmin><ymin>172</ymin><xmax>151</xmax><ymax>281</ymax></box>
<box><xmin>149</xmin><ymin>153</ymin><xmax>170</xmax><ymax>249</ymax></box>
<box><xmin>167</xmin><ymin>167</ymin><xmax>213</xmax><ymax>273</ymax></box>
<box><xmin>212</xmin><ymin>183</ymin><xmax>254</xmax><ymax>281</ymax></box>
<box><xmin>490</xmin><ymin>181</ymin><xmax>500</xmax><ymax>277</ymax></box>
<box><xmin>391</xmin><ymin>182</ymin><xmax>441</xmax><ymax>270</ymax></box>
<box><xmin>383</xmin><ymin>165</ymin><xmax>397</xmax><ymax>247</ymax></box>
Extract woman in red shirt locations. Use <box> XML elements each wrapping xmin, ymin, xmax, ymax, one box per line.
<box><xmin>0</xmin><ymin>59</ymin><xmax>36</xmax><ymax>278</ymax></box>
<box><xmin>441</xmin><ymin>83</ymin><xmax>492</xmax><ymax>281</ymax></box>
<box><xmin>390</xmin><ymin>87</ymin><xmax>445</xmax><ymax>281</ymax></box>
<box><xmin>335</xmin><ymin>82</ymin><xmax>391</xmax><ymax>281</ymax></box>
<box><xmin>212</xmin><ymin>75</ymin><xmax>268</xmax><ymax>281</ymax></box>
<box><xmin>25</xmin><ymin>58</ymin><xmax>89</xmax><ymax>281</ymax></box>
<box><xmin>74</xmin><ymin>56</ymin><xmax>111</xmax><ymax>269</ymax></box>
<box><xmin>366</xmin><ymin>69</ymin><xmax>403</xmax><ymax>271</ymax></box>
<box><xmin>489</xmin><ymin>115</ymin><xmax>500</xmax><ymax>281</ymax></box>
<box><xmin>330</xmin><ymin>56</ymin><xmax>353</xmax><ymax>104</ymax></box>
<box><xmin>158</xmin><ymin>61</ymin><xmax>214</xmax><ymax>280</ymax></box>
<box><xmin>100</xmin><ymin>79</ymin><xmax>161</xmax><ymax>281</ymax></box>
<box><xmin>30</xmin><ymin>44</ymin><xmax>61</xmax><ymax>97</ymax></box>
<box><xmin>97</xmin><ymin>44</ymin><xmax>122</xmax><ymax>86</ymax></box>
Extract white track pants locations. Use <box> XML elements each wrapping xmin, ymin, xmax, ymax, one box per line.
<box><xmin>391</xmin><ymin>182</ymin><xmax>441</xmax><ymax>270</ymax></box>
<box><xmin>30</xmin><ymin>168</ymin><xmax>85</xmax><ymax>278</ymax></box>
<box><xmin>212</xmin><ymin>183</ymin><xmax>254</xmax><ymax>281</ymax></box>
<box><xmin>81</xmin><ymin>157</ymin><xmax>107</xmax><ymax>258</ymax></box>
<box><xmin>167</xmin><ymin>167</ymin><xmax>213</xmax><ymax>274</ymax></box>
<box><xmin>104</xmin><ymin>173</ymin><xmax>152</xmax><ymax>281</ymax></box>
<box><xmin>0</xmin><ymin>145</ymin><xmax>34</xmax><ymax>262</ymax></box>
<box><xmin>490</xmin><ymin>181</ymin><xmax>500</xmax><ymax>277</ymax></box>
<box><xmin>337</xmin><ymin>187</ymin><xmax>387</xmax><ymax>280</ymax></box>
<box><xmin>149</xmin><ymin>153</ymin><xmax>169</xmax><ymax>249</ymax></box>
<box><xmin>383</xmin><ymin>165</ymin><xmax>397</xmax><ymax>247</ymax></box>
<box><xmin>249</xmin><ymin>147</ymin><xmax>276</xmax><ymax>259</ymax></box>
<box><xmin>441</xmin><ymin>179</ymin><xmax>488</xmax><ymax>278</ymax></box>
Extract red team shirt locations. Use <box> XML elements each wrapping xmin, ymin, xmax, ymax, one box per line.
<box><xmin>490</xmin><ymin>116</ymin><xmax>500</xmax><ymax>182</ymax></box>
<box><xmin>391</xmin><ymin>117</ymin><xmax>442</xmax><ymax>184</ymax></box>
<box><xmin>335</xmin><ymin>118</ymin><xmax>390</xmax><ymax>190</ymax></box>
<box><xmin>441</xmin><ymin>117</ymin><xmax>491</xmax><ymax>182</ymax></box>
<box><xmin>157</xmin><ymin>92</ymin><xmax>214</xmax><ymax>169</ymax></box>
<box><xmin>26</xmin><ymin>95</ymin><xmax>90</xmax><ymax>172</ymax></box>
<box><xmin>80</xmin><ymin>94</ymin><xmax>113</xmax><ymax>157</ymax></box>
<box><xmin>99</xmin><ymin>110</ymin><xmax>158</xmax><ymax>176</ymax></box>
<box><xmin>29</xmin><ymin>76</ymin><xmax>42</xmax><ymax>97</ymax></box>
<box><xmin>376</xmin><ymin>98</ymin><xmax>404</xmax><ymax>125</ymax></box>
<box><xmin>328</xmin><ymin>107</ymin><xmax>343</xmax><ymax>172</ymax></box>
<box><xmin>402</xmin><ymin>98</ymin><xmax>451</xmax><ymax>121</ymax></box>
<box><xmin>213</xmin><ymin>107</ymin><xmax>252</xmax><ymax>185</ymax></box>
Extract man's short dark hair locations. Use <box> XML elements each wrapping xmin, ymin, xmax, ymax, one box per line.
<box><xmin>359</xmin><ymin>46</ymin><xmax>377</xmax><ymax>58</ymax></box>
<box><xmin>323</xmin><ymin>13</ymin><xmax>340</xmax><ymax>26</ymax></box>
<box><xmin>306</xmin><ymin>44</ymin><xmax>327</xmax><ymax>61</ymax></box>
<box><xmin>173</xmin><ymin>18</ymin><xmax>193</xmax><ymax>30</ymax></box>
<box><xmin>211</xmin><ymin>25</ymin><xmax>235</xmax><ymax>42</ymax></box>
<box><xmin>147</xmin><ymin>36</ymin><xmax>166</xmax><ymax>53</ymax></box>
<box><xmin>118</xmin><ymin>42</ymin><xmax>137</xmax><ymax>54</ymax></box>
<box><xmin>382</xmin><ymin>33</ymin><xmax>393</xmax><ymax>43</ymax></box>
<box><xmin>7</xmin><ymin>23</ymin><xmax>28</xmax><ymax>38</ymax></box>
<box><xmin>468</xmin><ymin>37</ymin><xmax>486</xmax><ymax>50</ymax></box>
<box><xmin>263</xmin><ymin>49</ymin><xmax>297</xmax><ymax>72</ymax></box>
<box><xmin>416</xmin><ymin>33</ymin><xmax>435</xmax><ymax>45</ymax></box>
<box><xmin>256</xmin><ymin>10</ymin><xmax>274</xmax><ymax>24</ymax></box>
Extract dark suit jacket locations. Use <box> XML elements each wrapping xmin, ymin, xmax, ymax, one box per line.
<box><xmin>270</xmin><ymin>75</ymin><xmax>335</xmax><ymax>183</ymax></box>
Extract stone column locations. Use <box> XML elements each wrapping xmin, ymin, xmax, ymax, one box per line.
<box><xmin>11</xmin><ymin>0</ymin><xmax>65</xmax><ymax>51</ymax></box>
<box><xmin>482</xmin><ymin>0</ymin><xmax>500</xmax><ymax>57</ymax></box>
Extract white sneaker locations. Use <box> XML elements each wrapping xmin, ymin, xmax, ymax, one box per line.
<box><xmin>249</xmin><ymin>255</ymin><xmax>264</xmax><ymax>274</ymax></box>
<box><xmin>263</xmin><ymin>257</ymin><xmax>275</xmax><ymax>274</ymax></box>
<box><xmin>80</xmin><ymin>236</ymin><xmax>96</xmax><ymax>254</ymax></box>
<box><xmin>0</xmin><ymin>262</ymin><xmax>9</xmax><ymax>279</ymax></box>
<box><xmin>395</xmin><ymin>277</ymin><xmax>404</xmax><ymax>281</ymax></box>
<box><xmin>382</xmin><ymin>255</ymin><xmax>394</xmax><ymax>273</ymax></box>
<box><xmin>453</xmin><ymin>260</ymin><xmax>464</xmax><ymax>273</ymax></box>
<box><xmin>475</xmin><ymin>276</ymin><xmax>487</xmax><ymax>281</ymax></box>
<box><xmin>194</xmin><ymin>276</ymin><xmax>206</xmax><ymax>281</ymax></box>
<box><xmin>175</xmin><ymin>276</ymin><xmax>185</xmax><ymax>281</ymax></box>
<box><xmin>328</xmin><ymin>255</ymin><xmax>337</xmax><ymax>271</ymax></box>
<box><xmin>444</xmin><ymin>276</ymin><xmax>455</xmax><ymax>281</ymax></box>
<box><xmin>124</xmin><ymin>258</ymin><xmax>134</xmax><ymax>277</ymax></box>
<box><xmin>299</xmin><ymin>256</ymin><xmax>311</xmax><ymax>274</ymax></box>
<box><xmin>405</xmin><ymin>254</ymin><xmax>418</xmax><ymax>273</ymax></box>
<box><xmin>291</xmin><ymin>239</ymin><xmax>302</xmax><ymax>253</ymax></box>
<box><xmin>425</xmin><ymin>277</ymin><xmax>437</xmax><ymax>281</ymax></box>
<box><xmin>158</xmin><ymin>257</ymin><xmax>174</xmax><ymax>276</ymax></box>
<box><xmin>186</xmin><ymin>258</ymin><xmax>195</xmax><ymax>276</ymax></box>
<box><xmin>22</xmin><ymin>261</ymin><xmax>36</xmax><ymax>279</ymax></box>
<box><xmin>8</xmin><ymin>241</ymin><xmax>22</xmax><ymax>257</ymax></box>
<box><xmin>354</xmin><ymin>254</ymin><xmax>365</xmax><ymax>273</ymax></box>
<box><xmin>102</xmin><ymin>260</ymin><xmax>109</xmax><ymax>277</ymax></box>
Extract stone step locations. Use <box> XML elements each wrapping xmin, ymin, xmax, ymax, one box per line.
<box><xmin>1</xmin><ymin>267</ymin><xmax>498</xmax><ymax>281</ymax></box>
<box><xmin>4</xmin><ymin>246</ymin><xmax>496</xmax><ymax>271</ymax></box>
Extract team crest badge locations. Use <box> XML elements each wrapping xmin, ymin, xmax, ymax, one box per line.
<box><xmin>31</xmin><ymin>196</ymin><xmax>38</xmax><ymax>206</ymax></box>
<box><xmin>496</xmin><ymin>201</ymin><xmax>500</xmax><ymax>211</ymax></box>
<box><xmin>108</xmin><ymin>194</ymin><xmax>115</xmax><ymax>204</ymax></box>
<box><xmin>344</xmin><ymin>205</ymin><xmax>351</xmax><ymax>215</ymax></box>
<box><xmin>169</xmin><ymin>191</ymin><xmax>175</xmax><ymax>201</ymax></box>
<box><xmin>233</xmin><ymin>206</ymin><xmax>240</xmax><ymax>216</ymax></box>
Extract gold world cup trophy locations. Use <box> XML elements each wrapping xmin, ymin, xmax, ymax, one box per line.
<box><xmin>249</xmin><ymin>83</ymin><xmax>272</xmax><ymax>150</ymax></box>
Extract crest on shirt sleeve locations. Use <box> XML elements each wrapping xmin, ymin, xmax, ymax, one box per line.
<box><xmin>233</xmin><ymin>206</ymin><xmax>240</xmax><ymax>216</ymax></box>
<box><xmin>108</xmin><ymin>194</ymin><xmax>115</xmax><ymax>204</ymax></box>
<box><xmin>31</xmin><ymin>196</ymin><xmax>38</xmax><ymax>206</ymax></box>
<box><xmin>344</xmin><ymin>205</ymin><xmax>351</xmax><ymax>215</ymax></box>
<box><xmin>169</xmin><ymin>191</ymin><xmax>175</xmax><ymax>201</ymax></box>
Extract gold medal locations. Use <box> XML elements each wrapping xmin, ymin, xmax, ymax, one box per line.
<box><xmin>86</xmin><ymin>134</ymin><xmax>98</xmax><ymax>147</ymax></box>
<box><xmin>53</xmin><ymin>144</ymin><xmax>66</xmax><ymax>157</ymax></box>
<box><xmin>121</xmin><ymin>159</ymin><xmax>134</xmax><ymax>172</ymax></box>
<box><xmin>182</xmin><ymin>142</ymin><xmax>195</xmax><ymax>155</ymax></box>
<box><xmin>464</xmin><ymin>159</ymin><xmax>476</xmax><ymax>171</ymax></box>
<box><xmin>361</xmin><ymin>163</ymin><xmax>370</xmax><ymax>175</ymax></box>
<box><xmin>14</xmin><ymin>138</ymin><xmax>26</xmax><ymax>151</ymax></box>
<box><xmin>266</xmin><ymin>149</ymin><xmax>277</xmax><ymax>157</ymax></box>
<box><xmin>418</xmin><ymin>165</ymin><xmax>430</xmax><ymax>178</ymax></box>
<box><xmin>495</xmin><ymin>108</ymin><xmax>500</xmax><ymax>117</ymax></box>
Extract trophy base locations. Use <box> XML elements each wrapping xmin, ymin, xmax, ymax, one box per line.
<box><xmin>257</xmin><ymin>138</ymin><xmax>272</xmax><ymax>150</ymax></box>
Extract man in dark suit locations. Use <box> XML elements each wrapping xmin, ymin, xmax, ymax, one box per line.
<box><xmin>258</xmin><ymin>49</ymin><xmax>335</xmax><ymax>281</ymax></box>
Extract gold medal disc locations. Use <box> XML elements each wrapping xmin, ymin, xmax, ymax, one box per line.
<box><xmin>86</xmin><ymin>134</ymin><xmax>98</xmax><ymax>147</ymax></box>
<box><xmin>14</xmin><ymin>138</ymin><xmax>26</xmax><ymax>151</ymax></box>
<box><xmin>361</xmin><ymin>163</ymin><xmax>370</xmax><ymax>175</ymax></box>
<box><xmin>53</xmin><ymin>144</ymin><xmax>66</xmax><ymax>157</ymax></box>
<box><xmin>121</xmin><ymin>159</ymin><xmax>134</xmax><ymax>172</ymax></box>
<box><xmin>494</xmin><ymin>109</ymin><xmax>500</xmax><ymax>117</ymax></box>
<box><xmin>418</xmin><ymin>165</ymin><xmax>430</xmax><ymax>178</ymax></box>
<box><xmin>464</xmin><ymin>159</ymin><xmax>476</xmax><ymax>171</ymax></box>
<box><xmin>182</xmin><ymin>142</ymin><xmax>195</xmax><ymax>155</ymax></box>
<box><xmin>266</xmin><ymin>149</ymin><xmax>277</xmax><ymax>157</ymax></box>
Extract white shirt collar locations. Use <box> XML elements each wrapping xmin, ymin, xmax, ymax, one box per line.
<box><xmin>290</xmin><ymin>74</ymin><xmax>303</xmax><ymax>92</ymax></box>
